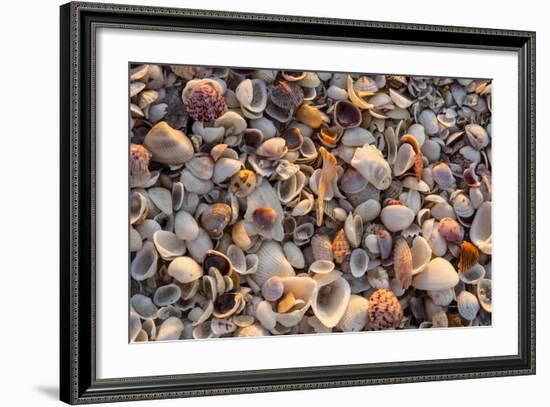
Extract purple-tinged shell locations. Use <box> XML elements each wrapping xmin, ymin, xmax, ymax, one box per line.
<box><xmin>334</xmin><ymin>100</ymin><xmax>362</xmax><ymax>129</ymax></box>
<box><xmin>438</xmin><ymin>217</ymin><xmax>463</xmax><ymax>244</ymax></box>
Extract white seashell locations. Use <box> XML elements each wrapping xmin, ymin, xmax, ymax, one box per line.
<box><xmin>393</xmin><ymin>143</ymin><xmax>416</xmax><ymax>176</ymax></box>
<box><xmin>130</xmin><ymin>227</ymin><xmax>142</xmax><ymax>252</ymax></box>
<box><xmin>421</xmin><ymin>139</ymin><xmax>441</xmax><ymax>162</ymax></box>
<box><xmin>167</xmin><ymin>256</ymin><xmax>203</xmax><ymax>283</ymax></box>
<box><xmin>412</xmin><ymin>258</ymin><xmax>459</xmax><ymax>291</ymax></box>
<box><xmin>460</xmin><ymin>262</ymin><xmax>486</xmax><ymax>284</ymax></box>
<box><xmin>152</xmin><ymin>230</ymin><xmax>186</xmax><ymax>260</ymax></box>
<box><xmin>283</xmin><ymin>242</ymin><xmax>305</xmax><ymax>269</ymax></box>
<box><xmin>432</xmin><ymin>162</ymin><xmax>456</xmax><ymax>190</ymax></box>
<box><xmin>131</xmin><ymin>294</ymin><xmax>158</xmax><ymax>319</ymax></box>
<box><xmin>171</xmin><ymin>182</ymin><xmax>185</xmax><ymax>212</ymax></box>
<box><xmin>153</xmin><ymin>284</ymin><xmax>182</xmax><ymax>306</ymax></box>
<box><xmin>212</xmin><ymin>158</ymin><xmax>241</xmax><ymax>184</ymax></box>
<box><xmin>180</xmin><ymin>169</ymin><xmax>214</xmax><ymax>195</ymax></box>
<box><xmin>336</xmin><ymin>295</ymin><xmax>369</xmax><ymax>332</ymax></box>
<box><xmin>410</xmin><ymin>236</ymin><xmax>432</xmax><ymax>275</ymax></box>
<box><xmin>185</xmin><ymin>228</ymin><xmax>213</xmax><ymax>263</ymax></box>
<box><xmin>428</xmin><ymin>288</ymin><xmax>455</xmax><ymax>306</ymax></box>
<box><xmin>452</xmin><ymin>191</ymin><xmax>474</xmax><ymax>218</ymax></box>
<box><xmin>185</xmin><ymin>153</ymin><xmax>215</xmax><ymax>180</ymax></box>
<box><xmin>418</xmin><ymin>109</ymin><xmax>439</xmax><ymax>135</ymax></box>
<box><xmin>350</xmin><ymin>145</ymin><xmax>392</xmax><ymax>190</ymax></box>
<box><xmin>174</xmin><ymin>210</ymin><xmax>199</xmax><ymax>241</ymax></box>
<box><xmin>406</xmin><ymin>123</ymin><xmax>426</xmax><ymax>146</ymax></box>
<box><xmin>210</xmin><ymin>318</ymin><xmax>237</xmax><ymax>336</ymax></box>
<box><xmin>192</xmin><ymin>121</ymin><xmax>225</xmax><ymax>144</ymax></box>
<box><xmin>460</xmin><ymin>146</ymin><xmax>481</xmax><ymax>163</ymax></box>
<box><xmin>389</xmin><ymin>88</ymin><xmax>412</xmax><ymax>109</ymax></box>
<box><xmin>235</xmin><ymin>79</ymin><xmax>268</xmax><ymax>112</ymax></box>
<box><xmin>422</xmin><ymin>219</ymin><xmax>448</xmax><ymax>257</ymax></box>
<box><xmin>477</xmin><ymin>278</ymin><xmax>492</xmax><ymax>313</ymax></box>
<box><xmin>344</xmin><ymin>213</ymin><xmax>363</xmax><ymax>248</ymax></box>
<box><xmin>135</xmin><ymin>219</ymin><xmax>160</xmax><ymax>241</ymax></box>
<box><xmin>402</xmin><ymin>176</ymin><xmax>430</xmax><ymax>192</ymax></box>
<box><xmin>148</xmin><ymin>187</ymin><xmax>173</xmax><ymax>215</ymax></box>
<box><xmin>470</xmin><ymin>201</ymin><xmax>492</xmax><ymax>254</ymax></box>
<box><xmin>457</xmin><ymin>290</ymin><xmax>480</xmax><ymax>320</ymax></box>
<box><xmin>350</xmin><ymin>249</ymin><xmax>369</xmax><ymax>278</ymax></box>
<box><xmin>309</xmin><ymin>260</ymin><xmax>335</xmax><ymax>274</ymax></box>
<box><xmin>327</xmin><ymin>85</ymin><xmax>348</xmax><ymax>100</ymax></box>
<box><xmin>253</xmin><ymin>241</ymin><xmax>296</xmax><ymax>287</ymax></box>
<box><xmin>156</xmin><ymin>317</ymin><xmax>184</xmax><ymax>341</ymax></box>
<box><xmin>312</xmin><ymin>276</ymin><xmax>351</xmax><ymax>328</ymax></box>
<box><xmin>354</xmin><ymin>199</ymin><xmax>381</xmax><ymax>222</ymax></box>
<box><xmin>431</xmin><ymin>201</ymin><xmax>456</xmax><ymax>220</ymax></box>
<box><xmin>214</xmin><ymin>111</ymin><xmax>247</xmax><ymax>136</ymax></box>
<box><xmin>249</xmin><ymin>117</ymin><xmax>277</xmax><ymax>139</ymax></box>
<box><xmin>470</xmin><ymin>187</ymin><xmax>484</xmax><ymax>209</ymax></box>
<box><xmin>130</xmin><ymin>241</ymin><xmax>158</xmax><ymax>281</ymax></box>
<box><xmin>342</xmin><ymin>127</ymin><xmax>375</xmax><ymax>147</ymax></box>
<box><xmin>380</xmin><ymin>205</ymin><xmax>415</xmax><ymax>232</ymax></box>
<box><xmin>400</xmin><ymin>189</ymin><xmax>422</xmax><ymax>214</ymax></box>
<box><xmin>275</xmin><ymin>276</ymin><xmax>317</xmax><ymax>327</ymax></box>
<box><xmin>244</xmin><ymin>180</ymin><xmax>285</xmax><ymax>241</ymax></box>
<box><xmin>364</xmin><ymin>234</ymin><xmax>380</xmax><ymax>255</ymax></box>
<box><xmin>367</xmin><ymin>267</ymin><xmax>390</xmax><ymax>289</ymax></box>
<box><xmin>255</xmin><ymin>301</ymin><xmax>277</xmax><ymax>330</ymax></box>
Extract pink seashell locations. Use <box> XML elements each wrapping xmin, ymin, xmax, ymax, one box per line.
<box><xmin>130</xmin><ymin>144</ymin><xmax>151</xmax><ymax>187</ymax></box>
<box><xmin>438</xmin><ymin>217</ymin><xmax>463</xmax><ymax>244</ymax></box>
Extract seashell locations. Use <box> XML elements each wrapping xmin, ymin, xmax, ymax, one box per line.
<box><xmin>174</xmin><ymin>210</ymin><xmax>199</xmax><ymax>241</ymax></box>
<box><xmin>389</xmin><ymin>88</ymin><xmax>412</xmax><ymax>109</ymax></box>
<box><xmin>167</xmin><ymin>256</ymin><xmax>203</xmax><ymax>283</ymax></box>
<box><xmin>332</xmin><ymin>229</ymin><xmax>351</xmax><ymax>264</ymax></box>
<box><xmin>438</xmin><ymin>217</ymin><xmax>463</xmax><ymax>244</ymax></box>
<box><xmin>334</xmin><ymin>100</ymin><xmax>362</xmax><ymax>129</ymax></box>
<box><xmin>400</xmin><ymin>134</ymin><xmax>423</xmax><ymax>181</ymax></box>
<box><xmin>152</xmin><ymin>230</ymin><xmax>186</xmax><ymax>260</ymax></box>
<box><xmin>410</xmin><ymin>236</ymin><xmax>432</xmax><ymax>275</ymax></box>
<box><xmin>296</xmin><ymin>103</ymin><xmax>323</xmax><ymax>128</ymax></box>
<box><xmin>347</xmin><ymin>75</ymin><xmax>374</xmax><ymax>110</ymax></box>
<box><xmin>131</xmin><ymin>294</ymin><xmax>158</xmax><ymax>319</ymax></box>
<box><xmin>255</xmin><ymin>300</ymin><xmax>277</xmax><ymax>330</ymax></box>
<box><xmin>477</xmin><ymin>278</ymin><xmax>492</xmax><ymax>313</ymax></box>
<box><xmin>376</xmin><ymin>229</ymin><xmax>392</xmax><ymax>260</ymax></box>
<box><xmin>407</xmin><ymin>123</ymin><xmax>426</xmax><ymax>147</ymax></box>
<box><xmin>465</xmin><ymin>124</ymin><xmax>489</xmax><ymax>150</ymax></box>
<box><xmin>418</xmin><ymin>109</ymin><xmax>439</xmax><ymax>135</ymax></box>
<box><xmin>311</xmin><ymin>234</ymin><xmax>334</xmax><ymax>261</ymax></box>
<box><xmin>130</xmin><ymin>227</ymin><xmax>143</xmax><ymax>252</ymax></box>
<box><xmin>212</xmin><ymin>158</ymin><xmax>241</xmax><ymax>184</ymax></box>
<box><xmin>283</xmin><ymin>242</ymin><xmax>305</xmax><ymax>269</ymax></box>
<box><xmin>185</xmin><ymin>154</ymin><xmax>214</xmax><ymax>181</ymax></box>
<box><xmin>143</xmin><ymin>65</ymin><xmax>165</xmax><ymax>90</ymax></box>
<box><xmin>421</xmin><ymin>139</ymin><xmax>441</xmax><ymax>162</ymax></box>
<box><xmin>428</xmin><ymin>288</ymin><xmax>455</xmax><ymax>307</ymax></box>
<box><xmin>291</xmin><ymin>191</ymin><xmax>314</xmax><ymax>217</ymax></box>
<box><xmin>200</xmin><ymin>203</ymin><xmax>232</xmax><ymax>239</ymax></box>
<box><xmin>230</xmin><ymin>169</ymin><xmax>257</xmax><ymax>198</ymax></box>
<box><xmin>235</xmin><ymin>79</ymin><xmax>267</xmax><ymax>112</ymax></box>
<box><xmin>226</xmin><ymin>244</ymin><xmax>246</xmax><ymax>275</ymax></box>
<box><xmin>340</xmin><ymin>168</ymin><xmax>368</xmax><ymax>194</ymax></box>
<box><xmin>315</xmin><ymin>147</ymin><xmax>338</xmax><ymax>226</ymax></box>
<box><xmin>252</xmin><ymin>207</ymin><xmax>278</xmax><ymax>232</ymax></box>
<box><xmin>380</xmin><ymin>204</ymin><xmax>415</xmax><ymax>232</ymax></box>
<box><xmin>156</xmin><ymin>317</ymin><xmax>184</xmax><ymax>341</ymax></box>
<box><xmin>336</xmin><ymin>295</ymin><xmax>369</xmax><ymax>332</ymax></box>
<box><xmin>393</xmin><ymin>143</ymin><xmax>416</xmax><ymax>177</ymax></box>
<box><xmin>231</xmin><ymin>220</ymin><xmax>255</xmax><ymax>251</ymax></box>
<box><xmin>327</xmin><ymin>85</ymin><xmax>348</xmax><ymax>100</ymax></box>
<box><xmin>130</xmin><ymin>241</ymin><xmax>158</xmax><ymax>281</ymax></box>
<box><xmin>399</xmin><ymin>189</ymin><xmax>422</xmax><ymax>214</ymax></box>
<box><xmin>148</xmin><ymin>187</ymin><xmax>173</xmax><ymax>216</ymax></box>
<box><xmin>367</xmin><ymin>289</ymin><xmax>403</xmax><ymax>330</ymax></box>
<box><xmin>185</xmin><ymin>228</ymin><xmax>213</xmax><ymax>263</ymax></box>
<box><xmin>412</xmin><ymin>257</ymin><xmax>459</xmax><ymax>291</ymax></box>
<box><xmin>350</xmin><ymin>248</ymin><xmax>369</xmax><ymax>278</ymax></box>
<box><xmin>432</xmin><ymin>162</ymin><xmax>456</xmax><ymax>190</ymax></box>
<box><xmin>422</xmin><ymin>219</ymin><xmax>447</xmax><ymax>257</ymax></box>
<box><xmin>318</xmin><ymin>125</ymin><xmax>343</xmax><ymax>147</ymax></box>
<box><xmin>367</xmin><ymin>266</ymin><xmax>390</xmax><ymax>290</ymax></box>
<box><xmin>297</xmin><ymin>72</ymin><xmax>321</xmax><ymax>88</ymax></box>
<box><xmin>281</xmin><ymin>127</ymin><xmax>304</xmax><ymax>152</ymax></box>
<box><xmin>130</xmin><ymin>144</ymin><xmax>152</xmax><ymax>188</ymax></box>
<box><xmin>235</xmin><ymin>323</ymin><xmax>270</xmax><ymax>337</ymax></box>
<box><xmin>256</xmin><ymin>137</ymin><xmax>288</xmax><ymax>160</ymax></box>
<box><xmin>344</xmin><ymin>213</ymin><xmax>363</xmax><ymax>248</ymax></box>
<box><xmin>130</xmin><ymin>191</ymin><xmax>149</xmax><ymax>225</ymax></box>
<box><xmin>171</xmin><ymin>182</ymin><xmax>185</xmax><ymax>212</ymax></box>
<box><xmin>210</xmin><ymin>317</ymin><xmax>237</xmax><ymax>336</ymax></box>
<box><xmin>431</xmin><ymin>310</ymin><xmax>449</xmax><ymax>328</ymax></box>
<box><xmin>135</xmin><ymin>219</ymin><xmax>161</xmax><ymax>241</ymax></box>
<box><xmin>342</xmin><ymin>127</ymin><xmax>375</xmax><ymax>147</ymax></box>
<box><xmin>262</xmin><ymin>276</ymin><xmax>285</xmax><ymax>301</ymax></box>
<box><xmin>312</xmin><ymin>276</ymin><xmax>351</xmax><ymax>328</ymax></box>
<box><xmin>451</xmin><ymin>191</ymin><xmax>475</xmax><ymax>219</ymax></box>
<box><xmin>309</xmin><ymin>260</ymin><xmax>335</xmax><ymax>275</ymax></box>
<box><xmin>393</xmin><ymin>238</ymin><xmax>413</xmax><ymax>289</ymax></box>
<box><xmin>470</xmin><ymin>201</ymin><xmax>492</xmax><ymax>254</ymax></box>
<box><xmin>457</xmin><ymin>290</ymin><xmax>480</xmax><ymax>320</ymax></box>
<box><xmin>180</xmin><ymin>169</ymin><xmax>214</xmax><ymax>195</ymax></box>
<box><xmin>144</xmin><ymin>121</ymin><xmax>194</xmax><ymax>165</ymax></box>
<box><xmin>460</xmin><ymin>262</ymin><xmax>485</xmax><ymax>284</ymax></box>
<box><xmin>214</xmin><ymin>111</ymin><xmax>247</xmax><ymax>136</ymax></box>
<box><xmin>253</xmin><ymin>241</ymin><xmax>296</xmax><ymax>287</ymax></box>
<box><xmin>213</xmin><ymin>292</ymin><xmax>244</xmax><ymax>319</ymax></box>
<box><xmin>275</xmin><ymin>276</ymin><xmax>316</xmax><ymax>327</ymax></box>
<box><xmin>293</xmin><ymin>222</ymin><xmax>315</xmax><ymax>246</ymax></box>
<box><xmin>270</xmin><ymin>80</ymin><xmax>304</xmax><ymax>110</ymax></box>
<box><xmin>458</xmin><ymin>241</ymin><xmax>480</xmax><ymax>273</ymax></box>
<box><xmin>153</xmin><ymin>284</ymin><xmax>182</xmax><ymax>306</ymax></box>
<box><xmin>350</xmin><ymin>144</ymin><xmax>392</xmax><ymax>190</ymax></box>
<box><xmin>354</xmin><ymin>199</ymin><xmax>381</xmax><ymax>223</ymax></box>
<box><xmin>245</xmin><ymin>180</ymin><xmax>285</xmax><ymax>241</ymax></box>
<box><xmin>277</xmin><ymin>292</ymin><xmax>299</xmax><ymax>313</ymax></box>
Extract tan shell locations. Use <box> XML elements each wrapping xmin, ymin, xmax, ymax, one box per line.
<box><xmin>311</xmin><ymin>234</ymin><xmax>334</xmax><ymax>261</ymax></box>
<box><xmin>168</xmin><ymin>256</ymin><xmax>203</xmax><ymax>283</ymax></box>
<box><xmin>311</xmin><ymin>275</ymin><xmax>351</xmax><ymax>328</ymax></box>
<box><xmin>412</xmin><ymin>258</ymin><xmax>459</xmax><ymax>291</ymax></box>
<box><xmin>393</xmin><ymin>238</ymin><xmax>413</xmax><ymax>289</ymax></box>
<box><xmin>336</xmin><ymin>295</ymin><xmax>369</xmax><ymax>332</ymax></box>
<box><xmin>253</xmin><ymin>241</ymin><xmax>296</xmax><ymax>287</ymax></box>
<box><xmin>470</xmin><ymin>201</ymin><xmax>492</xmax><ymax>254</ymax></box>
<box><xmin>143</xmin><ymin>121</ymin><xmax>194</xmax><ymax>165</ymax></box>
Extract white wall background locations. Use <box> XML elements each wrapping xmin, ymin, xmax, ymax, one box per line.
<box><xmin>0</xmin><ymin>0</ymin><xmax>546</xmax><ymax>405</ymax></box>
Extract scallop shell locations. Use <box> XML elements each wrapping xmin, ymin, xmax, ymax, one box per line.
<box><xmin>143</xmin><ymin>121</ymin><xmax>194</xmax><ymax>165</ymax></box>
<box><xmin>130</xmin><ymin>241</ymin><xmax>158</xmax><ymax>281</ymax></box>
<box><xmin>312</xmin><ymin>276</ymin><xmax>351</xmax><ymax>328</ymax></box>
<box><xmin>412</xmin><ymin>258</ymin><xmax>459</xmax><ymax>291</ymax></box>
<box><xmin>470</xmin><ymin>201</ymin><xmax>492</xmax><ymax>254</ymax></box>
<box><xmin>457</xmin><ymin>290</ymin><xmax>480</xmax><ymax>320</ymax></box>
<box><xmin>336</xmin><ymin>295</ymin><xmax>369</xmax><ymax>332</ymax></box>
<box><xmin>311</xmin><ymin>234</ymin><xmax>334</xmax><ymax>261</ymax></box>
<box><xmin>393</xmin><ymin>238</ymin><xmax>413</xmax><ymax>289</ymax></box>
<box><xmin>350</xmin><ymin>144</ymin><xmax>392</xmax><ymax>190</ymax></box>
<box><xmin>253</xmin><ymin>241</ymin><xmax>296</xmax><ymax>287</ymax></box>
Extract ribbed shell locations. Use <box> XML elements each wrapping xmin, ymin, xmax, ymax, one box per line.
<box><xmin>253</xmin><ymin>241</ymin><xmax>296</xmax><ymax>287</ymax></box>
<box><xmin>311</xmin><ymin>234</ymin><xmax>334</xmax><ymax>261</ymax></box>
<box><xmin>336</xmin><ymin>295</ymin><xmax>369</xmax><ymax>332</ymax></box>
<box><xmin>393</xmin><ymin>238</ymin><xmax>413</xmax><ymax>289</ymax></box>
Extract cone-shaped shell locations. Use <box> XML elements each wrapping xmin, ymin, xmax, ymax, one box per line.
<box><xmin>336</xmin><ymin>295</ymin><xmax>369</xmax><ymax>332</ymax></box>
<box><xmin>470</xmin><ymin>201</ymin><xmax>492</xmax><ymax>254</ymax></box>
<box><xmin>143</xmin><ymin>121</ymin><xmax>194</xmax><ymax>165</ymax></box>
<box><xmin>253</xmin><ymin>241</ymin><xmax>296</xmax><ymax>287</ymax></box>
<box><xmin>130</xmin><ymin>241</ymin><xmax>158</xmax><ymax>281</ymax></box>
<box><xmin>312</xmin><ymin>276</ymin><xmax>351</xmax><ymax>328</ymax></box>
<box><xmin>412</xmin><ymin>258</ymin><xmax>459</xmax><ymax>291</ymax></box>
<box><xmin>350</xmin><ymin>145</ymin><xmax>392</xmax><ymax>190</ymax></box>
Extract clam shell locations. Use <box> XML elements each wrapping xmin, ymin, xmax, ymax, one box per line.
<box><xmin>131</xmin><ymin>294</ymin><xmax>158</xmax><ymax>319</ymax></box>
<box><xmin>212</xmin><ymin>158</ymin><xmax>241</xmax><ymax>184</ymax></box>
<box><xmin>210</xmin><ymin>318</ymin><xmax>237</xmax><ymax>336</ymax></box>
<box><xmin>185</xmin><ymin>154</ymin><xmax>214</xmax><ymax>180</ymax></box>
<box><xmin>130</xmin><ymin>191</ymin><xmax>149</xmax><ymax>225</ymax></box>
<box><xmin>185</xmin><ymin>228</ymin><xmax>213</xmax><ymax>263</ymax></box>
<box><xmin>393</xmin><ymin>143</ymin><xmax>416</xmax><ymax>176</ymax></box>
<box><xmin>428</xmin><ymin>288</ymin><xmax>455</xmax><ymax>306</ymax></box>
<box><xmin>380</xmin><ymin>205</ymin><xmax>415</xmax><ymax>232</ymax></box>
<box><xmin>336</xmin><ymin>295</ymin><xmax>369</xmax><ymax>332</ymax></box>
<box><xmin>344</xmin><ymin>213</ymin><xmax>363</xmax><ymax>248</ymax></box>
<box><xmin>465</xmin><ymin>124</ymin><xmax>489</xmax><ymax>150</ymax></box>
<box><xmin>135</xmin><ymin>219</ymin><xmax>161</xmax><ymax>240</ymax></box>
<box><xmin>130</xmin><ymin>241</ymin><xmax>158</xmax><ymax>281</ymax></box>
<box><xmin>235</xmin><ymin>78</ymin><xmax>267</xmax><ymax>112</ymax></box>
<box><xmin>460</xmin><ymin>262</ymin><xmax>485</xmax><ymax>284</ymax></box>
<box><xmin>180</xmin><ymin>169</ymin><xmax>214</xmax><ymax>194</ymax></box>
<box><xmin>283</xmin><ymin>242</ymin><xmax>305</xmax><ymax>269</ymax></box>
<box><xmin>152</xmin><ymin>230</ymin><xmax>186</xmax><ymax>260</ymax></box>
<box><xmin>470</xmin><ymin>201</ymin><xmax>492</xmax><ymax>254</ymax></box>
<box><xmin>354</xmin><ymin>199</ymin><xmax>381</xmax><ymax>222</ymax></box>
<box><xmin>477</xmin><ymin>278</ymin><xmax>492</xmax><ymax>313</ymax></box>
<box><xmin>130</xmin><ymin>227</ymin><xmax>143</xmax><ymax>252</ymax></box>
<box><xmin>200</xmin><ymin>203</ymin><xmax>232</xmax><ymax>239</ymax></box>
<box><xmin>148</xmin><ymin>187</ymin><xmax>173</xmax><ymax>216</ymax></box>
<box><xmin>342</xmin><ymin>127</ymin><xmax>375</xmax><ymax>147</ymax></box>
<box><xmin>174</xmin><ymin>210</ymin><xmax>199</xmax><ymax>241</ymax></box>
<box><xmin>418</xmin><ymin>109</ymin><xmax>439</xmax><ymax>135</ymax></box>
<box><xmin>312</xmin><ymin>276</ymin><xmax>351</xmax><ymax>328</ymax></box>
<box><xmin>227</xmin><ymin>244</ymin><xmax>247</xmax><ymax>275</ymax></box>
<box><xmin>410</xmin><ymin>236</ymin><xmax>432</xmax><ymax>275</ymax></box>
<box><xmin>253</xmin><ymin>241</ymin><xmax>296</xmax><ymax>287</ymax></box>
<box><xmin>153</xmin><ymin>284</ymin><xmax>182</xmax><ymax>306</ymax></box>
<box><xmin>214</xmin><ymin>111</ymin><xmax>247</xmax><ymax>136</ymax></box>
<box><xmin>144</xmin><ymin>121</ymin><xmax>194</xmax><ymax>165</ymax></box>
<box><xmin>457</xmin><ymin>290</ymin><xmax>480</xmax><ymax>320</ymax></box>
<box><xmin>432</xmin><ymin>162</ymin><xmax>456</xmax><ymax>190</ymax></box>
<box><xmin>168</xmin><ymin>256</ymin><xmax>203</xmax><ymax>283</ymax></box>
<box><xmin>350</xmin><ymin>248</ymin><xmax>369</xmax><ymax>278</ymax></box>
<box><xmin>412</xmin><ymin>258</ymin><xmax>459</xmax><ymax>291</ymax></box>
<box><xmin>244</xmin><ymin>180</ymin><xmax>285</xmax><ymax>241</ymax></box>
<box><xmin>255</xmin><ymin>300</ymin><xmax>277</xmax><ymax>330</ymax></box>
<box><xmin>156</xmin><ymin>317</ymin><xmax>184</xmax><ymax>341</ymax></box>
<box><xmin>275</xmin><ymin>276</ymin><xmax>317</xmax><ymax>328</ymax></box>
<box><xmin>350</xmin><ymin>145</ymin><xmax>392</xmax><ymax>190</ymax></box>
<box><xmin>309</xmin><ymin>260</ymin><xmax>335</xmax><ymax>275</ymax></box>
<box><xmin>262</xmin><ymin>276</ymin><xmax>285</xmax><ymax>301</ymax></box>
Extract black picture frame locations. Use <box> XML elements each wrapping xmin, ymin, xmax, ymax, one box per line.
<box><xmin>60</xmin><ymin>1</ymin><xmax>536</xmax><ymax>404</ymax></box>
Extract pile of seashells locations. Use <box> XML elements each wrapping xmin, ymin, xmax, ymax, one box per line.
<box><xmin>129</xmin><ymin>64</ymin><xmax>492</xmax><ymax>342</ymax></box>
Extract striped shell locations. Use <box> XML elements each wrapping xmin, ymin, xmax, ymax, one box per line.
<box><xmin>393</xmin><ymin>238</ymin><xmax>413</xmax><ymax>289</ymax></box>
<box><xmin>311</xmin><ymin>234</ymin><xmax>334</xmax><ymax>261</ymax></box>
<box><xmin>458</xmin><ymin>241</ymin><xmax>479</xmax><ymax>273</ymax></box>
<box><xmin>332</xmin><ymin>229</ymin><xmax>351</xmax><ymax>264</ymax></box>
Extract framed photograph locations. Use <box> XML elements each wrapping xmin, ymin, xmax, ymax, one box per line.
<box><xmin>60</xmin><ymin>1</ymin><xmax>536</xmax><ymax>404</ymax></box>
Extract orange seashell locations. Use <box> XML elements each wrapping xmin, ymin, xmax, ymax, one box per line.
<box><xmin>318</xmin><ymin>125</ymin><xmax>342</xmax><ymax>148</ymax></box>
<box><xmin>316</xmin><ymin>147</ymin><xmax>337</xmax><ymax>226</ymax></box>
<box><xmin>458</xmin><ymin>241</ymin><xmax>479</xmax><ymax>272</ymax></box>
<box><xmin>252</xmin><ymin>207</ymin><xmax>277</xmax><ymax>231</ymax></box>
<box><xmin>385</xmin><ymin>199</ymin><xmax>404</xmax><ymax>207</ymax></box>
<box><xmin>393</xmin><ymin>238</ymin><xmax>413</xmax><ymax>289</ymax></box>
<box><xmin>400</xmin><ymin>134</ymin><xmax>423</xmax><ymax>181</ymax></box>
<box><xmin>296</xmin><ymin>103</ymin><xmax>324</xmax><ymax>128</ymax></box>
<box><xmin>332</xmin><ymin>229</ymin><xmax>351</xmax><ymax>264</ymax></box>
